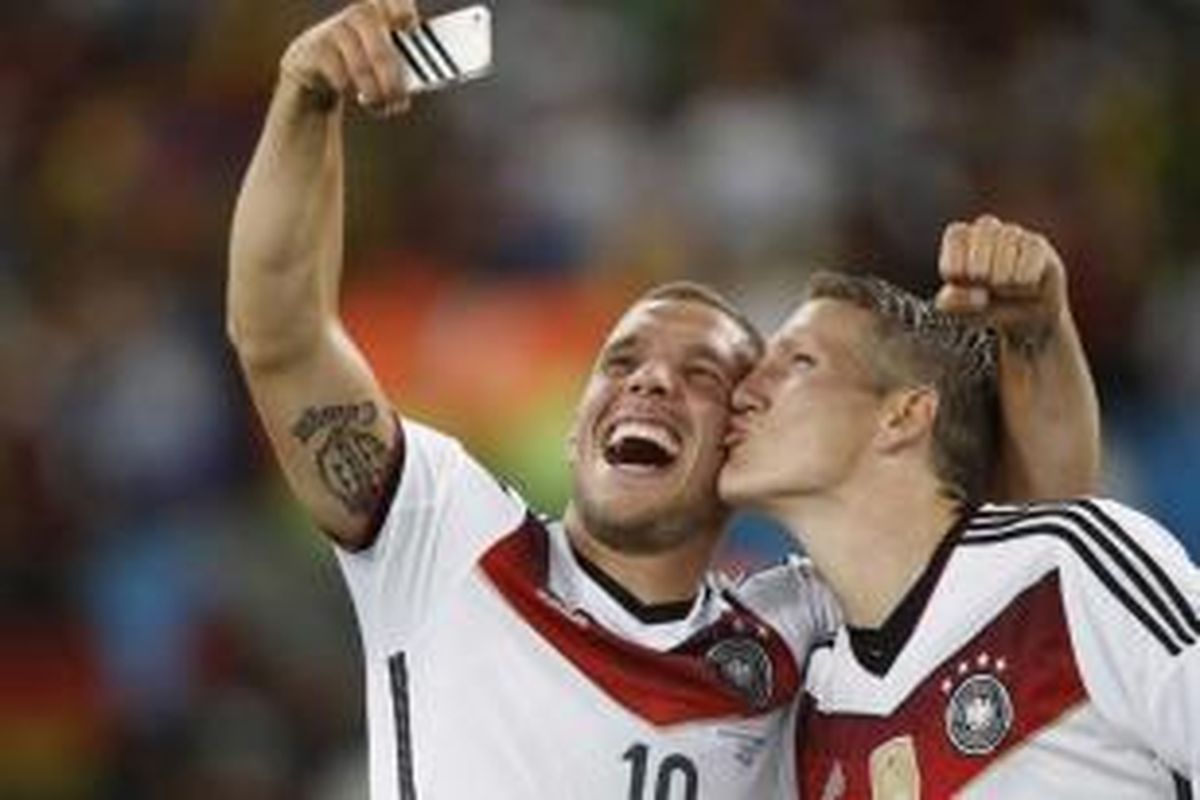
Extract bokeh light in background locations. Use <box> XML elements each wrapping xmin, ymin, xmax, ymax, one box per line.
<box><xmin>1</xmin><ymin>0</ymin><xmax>1197</xmax><ymax>797</ymax></box>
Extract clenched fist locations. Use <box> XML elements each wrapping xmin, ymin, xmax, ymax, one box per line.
<box><xmin>935</xmin><ymin>215</ymin><xmax>1070</xmax><ymax>351</ymax></box>
<box><xmin>280</xmin><ymin>0</ymin><xmax>418</xmax><ymax>116</ymax></box>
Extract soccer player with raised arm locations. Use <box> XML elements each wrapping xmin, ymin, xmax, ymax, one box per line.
<box><xmin>227</xmin><ymin>2</ymin><xmax>1105</xmax><ymax>797</ymax></box>
<box><xmin>720</xmin><ymin>224</ymin><xmax>1198</xmax><ymax>797</ymax></box>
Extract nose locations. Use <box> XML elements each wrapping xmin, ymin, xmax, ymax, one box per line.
<box><xmin>627</xmin><ymin>359</ymin><xmax>676</xmax><ymax>397</ymax></box>
<box><xmin>731</xmin><ymin>365</ymin><xmax>769</xmax><ymax>414</ymax></box>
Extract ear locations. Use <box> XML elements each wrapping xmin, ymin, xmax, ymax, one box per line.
<box><xmin>875</xmin><ymin>386</ymin><xmax>939</xmax><ymax>454</ymax></box>
<box><xmin>565</xmin><ymin>426</ymin><xmax>579</xmax><ymax>465</ymax></box>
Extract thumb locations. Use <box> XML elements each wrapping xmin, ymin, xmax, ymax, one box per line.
<box><xmin>935</xmin><ymin>284</ymin><xmax>989</xmax><ymax>315</ymax></box>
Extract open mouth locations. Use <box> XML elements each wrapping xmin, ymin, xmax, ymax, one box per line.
<box><xmin>602</xmin><ymin>420</ymin><xmax>681</xmax><ymax>471</ymax></box>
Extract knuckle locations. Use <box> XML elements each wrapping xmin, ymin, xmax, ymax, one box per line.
<box><xmin>969</xmin><ymin>233</ymin><xmax>991</xmax><ymax>257</ymax></box>
<box><xmin>944</xmin><ymin>223</ymin><xmax>968</xmax><ymax>247</ymax></box>
<box><xmin>940</xmin><ymin>242</ymin><xmax>965</xmax><ymax>270</ymax></box>
<box><xmin>352</xmin><ymin>1</ymin><xmax>380</xmax><ymax>19</ymax></box>
<box><xmin>1022</xmin><ymin>236</ymin><xmax>1046</xmax><ymax>262</ymax></box>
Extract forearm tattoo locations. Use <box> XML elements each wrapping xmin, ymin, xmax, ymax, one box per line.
<box><xmin>291</xmin><ymin>401</ymin><xmax>390</xmax><ymax>516</ymax></box>
<box><xmin>1002</xmin><ymin>325</ymin><xmax>1055</xmax><ymax>361</ymax></box>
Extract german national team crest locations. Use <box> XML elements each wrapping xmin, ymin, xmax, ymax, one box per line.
<box><xmin>706</xmin><ymin>636</ymin><xmax>773</xmax><ymax>710</ymax></box>
<box><xmin>942</xmin><ymin>654</ymin><xmax>1014</xmax><ymax>756</ymax></box>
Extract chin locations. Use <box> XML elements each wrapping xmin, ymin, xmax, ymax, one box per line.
<box><xmin>591</xmin><ymin>510</ymin><xmax>701</xmax><ymax>555</ymax></box>
<box><xmin>576</xmin><ymin>488</ymin><xmax>719</xmax><ymax>554</ymax></box>
<box><xmin>576</xmin><ymin>487</ymin><xmax>660</xmax><ymax>533</ymax></box>
<box><xmin>718</xmin><ymin>468</ymin><xmax>767</xmax><ymax>509</ymax></box>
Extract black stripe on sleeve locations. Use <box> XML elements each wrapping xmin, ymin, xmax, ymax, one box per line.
<box><xmin>420</xmin><ymin>22</ymin><xmax>461</xmax><ymax>76</ymax></box>
<box><xmin>962</xmin><ymin>522</ymin><xmax>1184</xmax><ymax>655</ymax></box>
<box><xmin>1077</xmin><ymin>499</ymin><xmax>1200</xmax><ymax>637</ymax></box>
<box><xmin>1175</xmin><ymin>771</ymin><xmax>1193</xmax><ymax>800</ymax></box>
<box><xmin>389</xmin><ymin>652</ymin><xmax>418</xmax><ymax>800</ymax></box>
<box><xmin>971</xmin><ymin>503</ymin><xmax>1199</xmax><ymax>649</ymax></box>
<box><xmin>391</xmin><ymin>31</ymin><xmax>431</xmax><ymax>85</ymax></box>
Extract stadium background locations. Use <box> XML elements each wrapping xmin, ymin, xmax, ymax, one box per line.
<box><xmin>1</xmin><ymin>0</ymin><xmax>1197</xmax><ymax>797</ymax></box>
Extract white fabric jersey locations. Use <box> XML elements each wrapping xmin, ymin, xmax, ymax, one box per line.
<box><xmin>335</xmin><ymin>420</ymin><xmax>836</xmax><ymax>800</ymax></box>
<box><xmin>800</xmin><ymin>498</ymin><xmax>1200</xmax><ymax>799</ymax></box>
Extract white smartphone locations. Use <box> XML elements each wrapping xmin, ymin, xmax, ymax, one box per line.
<box><xmin>392</xmin><ymin>5</ymin><xmax>493</xmax><ymax>94</ymax></box>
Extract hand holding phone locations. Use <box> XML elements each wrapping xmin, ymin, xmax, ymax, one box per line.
<box><xmin>279</xmin><ymin>2</ymin><xmax>491</xmax><ymax>114</ymax></box>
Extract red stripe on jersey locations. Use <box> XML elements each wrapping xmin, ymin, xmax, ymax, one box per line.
<box><xmin>799</xmin><ymin>572</ymin><xmax>1086</xmax><ymax>798</ymax></box>
<box><xmin>479</xmin><ymin>516</ymin><xmax>800</xmax><ymax>726</ymax></box>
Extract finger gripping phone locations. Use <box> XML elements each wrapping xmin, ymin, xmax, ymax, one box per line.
<box><xmin>392</xmin><ymin>4</ymin><xmax>493</xmax><ymax>94</ymax></box>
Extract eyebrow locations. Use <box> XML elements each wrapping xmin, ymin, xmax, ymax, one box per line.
<box><xmin>600</xmin><ymin>333</ymin><xmax>640</xmax><ymax>356</ymax></box>
<box><xmin>688</xmin><ymin>343</ymin><xmax>755</xmax><ymax>381</ymax></box>
<box><xmin>683</xmin><ymin>342</ymin><xmax>733</xmax><ymax>366</ymax></box>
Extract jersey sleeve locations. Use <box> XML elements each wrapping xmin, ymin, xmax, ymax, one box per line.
<box><xmin>734</xmin><ymin>556</ymin><xmax>842</xmax><ymax>672</ymax></box>
<box><xmin>1056</xmin><ymin>497</ymin><xmax>1200</xmax><ymax>789</ymax></box>
<box><xmin>334</xmin><ymin>418</ymin><xmax>527</xmax><ymax>653</ymax></box>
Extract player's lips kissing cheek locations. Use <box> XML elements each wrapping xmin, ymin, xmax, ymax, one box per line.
<box><xmin>722</xmin><ymin>414</ymin><xmax>749</xmax><ymax>452</ymax></box>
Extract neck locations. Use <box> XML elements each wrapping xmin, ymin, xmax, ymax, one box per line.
<box><xmin>562</xmin><ymin>508</ymin><xmax>720</xmax><ymax>606</ymax></box>
<box><xmin>772</xmin><ymin>472</ymin><xmax>961</xmax><ymax>628</ymax></box>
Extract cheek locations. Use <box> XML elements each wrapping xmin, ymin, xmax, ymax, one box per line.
<box><xmin>775</xmin><ymin>395</ymin><xmax>860</xmax><ymax>452</ymax></box>
<box><xmin>693</xmin><ymin>404</ymin><xmax>733</xmax><ymax>452</ymax></box>
<box><xmin>808</xmin><ymin>401</ymin><xmax>877</xmax><ymax>460</ymax></box>
<box><xmin>678</xmin><ymin>407</ymin><xmax>731</xmax><ymax>484</ymax></box>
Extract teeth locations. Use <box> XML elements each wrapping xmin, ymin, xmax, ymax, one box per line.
<box><xmin>607</xmin><ymin>420</ymin><xmax>679</xmax><ymax>456</ymax></box>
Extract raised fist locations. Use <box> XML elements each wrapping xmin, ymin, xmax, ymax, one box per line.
<box><xmin>935</xmin><ymin>214</ymin><xmax>1070</xmax><ymax>347</ymax></box>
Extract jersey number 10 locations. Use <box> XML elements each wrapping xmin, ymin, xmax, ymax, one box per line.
<box><xmin>622</xmin><ymin>743</ymin><xmax>699</xmax><ymax>800</ymax></box>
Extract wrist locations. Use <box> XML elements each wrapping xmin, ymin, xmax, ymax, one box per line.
<box><xmin>1001</xmin><ymin>323</ymin><xmax>1055</xmax><ymax>359</ymax></box>
<box><xmin>277</xmin><ymin>65</ymin><xmax>342</xmax><ymax>115</ymax></box>
<box><xmin>1000</xmin><ymin>294</ymin><xmax>1078</xmax><ymax>358</ymax></box>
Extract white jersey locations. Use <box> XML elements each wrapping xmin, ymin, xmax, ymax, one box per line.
<box><xmin>800</xmin><ymin>498</ymin><xmax>1200</xmax><ymax>799</ymax></box>
<box><xmin>335</xmin><ymin>419</ymin><xmax>835</xmax><ymax>800</ymax></box>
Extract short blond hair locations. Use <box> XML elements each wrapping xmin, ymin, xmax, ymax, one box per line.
<box><xmin>638</xmin><ymin>281</ymin><xmax>765</xmax><ymax>359</ymax></box>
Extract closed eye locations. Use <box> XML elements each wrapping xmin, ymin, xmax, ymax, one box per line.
<box><xmin>601</xmin><ymin>352</ymin><xmax>637</xmax><ymax>376</ymax></box>
<box><xmin>791</xmin><ymin>352</ymin><xmax>816</xmax><ymax>369</ymax></box>
<box><xmin>685</xmin><ymin>364</ymin><xmax>729</xmax><ymax>390</ymax></box>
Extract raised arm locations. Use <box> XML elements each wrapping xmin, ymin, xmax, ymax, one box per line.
<box><xmin>227</xmin><ymin>0</ymin><xmax>416</xmax><ymax>547</ymax></box>
<box><xmin>936</xmin><ymin>214</ymin><xmax>1102</xmax><ymax>500</ymax></box>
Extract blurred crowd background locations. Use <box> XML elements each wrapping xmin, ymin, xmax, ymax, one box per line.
<box><xmin>1</xmin><ymin>0</ymin><xmax>1197</xmax><ymax>797</ymax></box>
